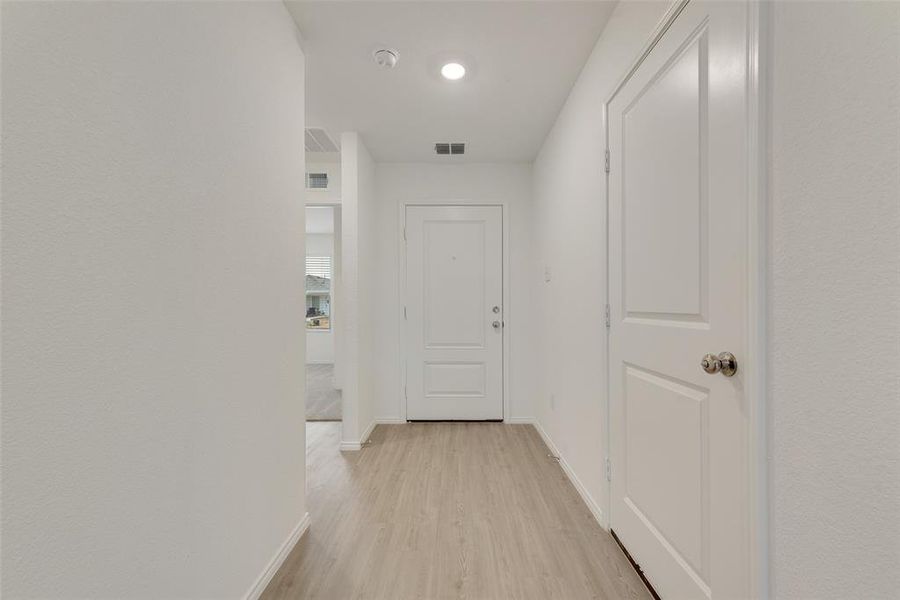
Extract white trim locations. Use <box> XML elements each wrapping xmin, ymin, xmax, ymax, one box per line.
<box><xmin>398</xmin><ymin>202</ymin><xmax>511</xmax><ymax>422</ymax></box>
<box><xmin>746</xmin><ymin>1</ymin><xmax>769</xmax><ymax>597</ymax></box>
<box><xmin>305</xmin><ymin>360</ymin><xmax>333</xmax><ymax>365</ymax></box>
<box><xmin>602</xmin><ymin>0</ymin><xmax>769</xmax><ymax>596</ymax></box>
<box><xmin>375</xmin><ymin>417</ymin><xmax>407</xmax><ymax>424</ymax></box>
<box><xmin>361</xmin><ymin>420</ymin><xmax>376</xmax><ymax>444</ymax></box>
<box><xmin>304</xmin><ymin>198</ymin><xmax>342</xmax><ymax>207</ymax></box>
<box><xmin>532</xmin><ymin>421</ymin><xmax>605</xmax><ymax>528</ymax></box>
<box><xmin>244</xmin><ymin>512</ymin><xmax>311</xmax><ymax>600</ymax></box>
<box><xmin>505</xmin><ymin>416</ymin><xmax>536</xmax><ymax>425</ymax></box>
<box><xmin>340</xmin><ymin>420</ymin><xmax>377</xmax><ymax>452</ymax></box>
<box><xmin>607</xmin><ymin>0</ymin><xmax>691</xmax><ymax>106</ymax></box>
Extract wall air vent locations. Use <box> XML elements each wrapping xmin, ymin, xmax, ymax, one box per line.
<box><xmin>306</xmin><ymin>172</ymin><xmax>329</xmax><ymax>190</ymax></box>
<box><xmin>434</xmin><ymin>142</ymin><xmax>465</xmax><ymax>156</ymax></box>
<box><xmin>305</xmin><ymin>128</ymin><xmax>339</xmax><ymax>153</ymax></box>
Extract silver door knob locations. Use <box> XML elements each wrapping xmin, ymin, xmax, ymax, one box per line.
<box><xmin>700</xmin><ymin>352</ymin><xmax>737</xmax><ymax>377</ymax></box>
<box><xmin>492</xmin><ymin>321</ymin><xmax>501</xmax><ymax>329</ymax></box>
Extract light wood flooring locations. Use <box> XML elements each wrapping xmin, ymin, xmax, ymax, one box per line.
<box><xmin>262</xmin><ymin>422</ymin><xmax>651</xmax><ymax>599</ymax></box>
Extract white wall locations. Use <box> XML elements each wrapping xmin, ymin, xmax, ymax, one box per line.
<box><xmin>531</xmin><ymin>0</ymin><xmax>670</xmax><ymax>525</ymax></box>
<box><xmin>305</xmin><ymin>156</ymin><xmax>342</xmax><ymax>204</ymax></box>
<box><xmin>1</xmin><ymin>3</ymin><xmax>307</xmax><ymax>598</ymax></box>
<box><xmin>306</xmin><ymin>233</ymin><xmax>335</xmax><ymax>364</ymax></box>
<box><xmin>767</xmin><ymin>3</ymin><xmax>900</xmax><ymax>598</ymax></box>
<box><xmin>357</xmin><ymin>144</ymin><xmax>378</xmax><ymax>440</ymax></box>
<box><xmin>340</xmin><ymin>133</ymin><xmax>377</xmax><ymax>445</ymax></box>
<box><xmin>372</xmin><ymin>163</ymin><xmax>536</xmax><ymax>422</ymax></box>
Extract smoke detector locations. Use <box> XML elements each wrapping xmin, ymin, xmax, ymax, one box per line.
<box><xmin>373</xmin><ymin>49</ymin><xmax>399</xmax><ymax>70</ymax></box>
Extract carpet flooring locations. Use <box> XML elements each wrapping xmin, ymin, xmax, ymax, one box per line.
<box><xmin>306</xmin><ymin>363</ymin><xmax>341</xmax><ymax>421</ymax></box>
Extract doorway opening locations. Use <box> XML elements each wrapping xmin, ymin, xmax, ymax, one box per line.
<box><xmin>305</xmin><ymin>204</ymin><xmax>341</xmax><ymax>422</ymax></box>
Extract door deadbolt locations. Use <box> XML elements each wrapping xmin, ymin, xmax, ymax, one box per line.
<box><xmin>492</xmin><ymin>306</ymin><xmax>501</xmax><ymax>314</ymax></box>
<box><xmin>700</xmin><ymin>352</ymin><xmax>737</xmax><ymax>377</ymax></box>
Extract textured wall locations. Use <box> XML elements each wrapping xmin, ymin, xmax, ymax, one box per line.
<box><xmin>768</xmin><ymin>3</ymin><xmax>900</xmax><ymax>598</ymax></box>
<box><xmin>1</xmin><ymin>2</ymin><xmax>307</xmax><ymax>597</ymax></box>
<box><xmin>356</xmin><ymin>138</ymin><xmax>377</xmax><ymax>438</ymax></box>
<box><xmin>339</xmin><ymin>132</ymin><xmax>376</xmax><ymax>445</ymax></box>
<box><xmin>305</xmin><ymin>159</ymin><xmax>342</xmax><ymax>204</ymax></box>
<box><xmin>531</xmin><ymin>0</ymin><xmax>670</xmax><ymax>523</ymax></box>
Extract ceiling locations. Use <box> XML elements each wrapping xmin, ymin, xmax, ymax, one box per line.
<box><xmin>286</xmin><ymin>1</ymin><xmax>616</xmax><ymax>163</ymax></box>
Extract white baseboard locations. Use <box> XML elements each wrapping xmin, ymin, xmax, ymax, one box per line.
<box><xmin>372</xmin><ymin>417</ymin><xmax>535</xmax><ymax>425</ymax></box>
<box><xmin>505</xmin><ymin>416</ymin><xmax>536</xmax><ymax>424</ymax></box>
<box><xmin>361</xmin><ymin>420</ymin><xmax>376</xmax><ymax>443</ymax></box>
<box><xmin>244</xmin><ymin>512</ymin><xmax>310</xmax><ymax>600</ymax></box>
<box><xmin>305</xmin><ymin>360</ymin><xmax>333</xmax><ymax>365</ymax></box>
<box><xmin>340</xmin><ymin>420</ymin><xmax>377</xmax><ymax>452</ymax></box>
<box><xmin>531</xmin><ymin>420</ymin><xmax>606</xmax><ymax>529</ymax></box>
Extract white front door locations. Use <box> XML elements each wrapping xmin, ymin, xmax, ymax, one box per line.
<box><xmin>405</xmin><ymin>205</ymin><xmax>503</xmax><ymax>420</ymax></box>
<box><xmin>608</xmin><ymin>1</ymin><xmax>752</xmax><ymax>598</ymax></box>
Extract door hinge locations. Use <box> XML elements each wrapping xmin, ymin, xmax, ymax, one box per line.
<box><xmin>404</xmin><ymin>385</ymin><xmax>408</xmax><ymax>400</ymax></box>
<box><xmin>605</xmin><ymin>304</ymin><xmax>611</xmax><ymax>329</ymax></box>
<box><xmin>403</xmin><ymin>226</ymin><xmax>407</xmax><ymax>242</ymax></box>
<box><xmin>604</xmin><ymin>149</ymin><xmax>610</xmax><ymax>174</ymax></box>
<box><xmin>403</xmin><ymin>306</ymin><xmax>407</xmax><ymax>320</ymax></box>
<box><xmin>606</xmin><ymin>457</ymin><xmax>612</xmax><ymax>482</ymax></box>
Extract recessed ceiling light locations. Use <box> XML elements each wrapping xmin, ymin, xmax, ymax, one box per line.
<box><xmin>441</xmin><ymin>62</ymin><xmax>466</xmax><ymax>81</ymax></box>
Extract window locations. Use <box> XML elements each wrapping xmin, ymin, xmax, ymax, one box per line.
<box><xmin>306</xmin><ymin>256</ymin><xmax>331</xmax><ymax>330</ymax></box>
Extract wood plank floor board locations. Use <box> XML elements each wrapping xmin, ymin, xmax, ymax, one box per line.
<box><xmin>261</xmin><ymin>422</ymin><xmax>651</xmax><ymax>600</ymax></box>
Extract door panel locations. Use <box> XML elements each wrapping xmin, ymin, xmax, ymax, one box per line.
<box><xmin>623</xmin><ymin>32</ymin><xmax>707</xmax><ymax>321</ymax></box>
<box><xmin>406</xmin><ymin>206</ymin><xmax>503</xmax><ymax>420</ymax></box>
<box><xmin>624</xmin><ymin>364</ymin><xmax>707</xmax><ymax>576</ymax></box>
<box><xmin>424</xmin><ymin>362</ymin><xmax>486</xmax><ymax>397</ymax></box>
<box><xmin>609</xmin><ymin>2</ymin><xmax>750</xmax><ymax>598</ymax></box>
<box><xmin>424</xmin><ymin>220</ymin><xmax>486</xmax><ymax>348</ymax></box>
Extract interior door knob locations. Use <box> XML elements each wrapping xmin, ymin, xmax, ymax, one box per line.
<box><xmin>492</xmin><ymin>320</ymin><xmax>502</xmax><ymax>329</ymax></box>
<box><xmin>700</xmin><ymin>352</ymin><xmax>737</xmax><ymax>377</ymax></box>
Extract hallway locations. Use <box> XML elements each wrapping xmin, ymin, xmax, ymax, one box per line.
<box><xmin>4</xmin><ymin>1</ymin><xmax>898</xmax><ymax>597</ymax></box>
<box><xmin>262</xmin><ymin>423</ymin><xmax>651</xmax><ymax>599</ymax></box>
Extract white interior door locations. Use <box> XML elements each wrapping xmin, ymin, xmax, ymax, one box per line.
<box><xmin>405</xmin><ymin>205</ymin><xmax>503</xmax><ymax>420</ymax></box>
<box><xmin>608</xmin><ymin>1</ymin><xmax>751</xmax><ymax>598</ymax></box>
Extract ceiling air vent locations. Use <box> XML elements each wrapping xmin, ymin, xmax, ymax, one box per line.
<box><xmin>305</xmin><ymin>128</ymin><xmax>339</xmax><ymax>153</ymax></box>
<box><xmin>434</xmin><ymin>142</ymin><xmax>465</xmax><ymax>156</ymax></box>
<box><xmin>306</xmin><ymin>172</ymin><xmax>329</xmax><ymax>190</ymax></box>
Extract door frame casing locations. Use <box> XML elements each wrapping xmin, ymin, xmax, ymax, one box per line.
<box><xmin>602</xmin><ymin>1</ymin><xmax>769</xmax><ymax>597</ymax></box>
<box><xmin>398</xmin><ymin>202</ymin><xmax>510</xmax><ymax>421</ymax></box>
